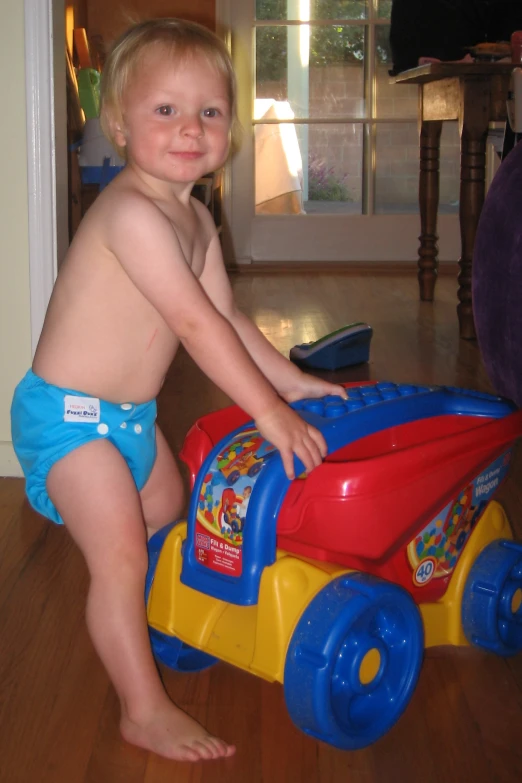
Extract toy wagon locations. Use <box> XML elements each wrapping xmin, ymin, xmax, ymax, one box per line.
<box><xmin>146</xmin><ymin>382</ymin><xmax>522</xmax><ymax>750</ymax></box>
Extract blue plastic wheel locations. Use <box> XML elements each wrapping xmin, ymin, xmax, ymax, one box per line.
<box><xmin>284</xmin><ymin>573</ymin><xmax>424</xmax><ymax>750</ymax></box>
<box><xmin>462</xmin><ymin>539</ymin><xmax>522</xmax><ymax>656</ymax></box>
<box><xmin>146</xmin><ymin>522</ymin><xmax>217</xmax><ymax>673</ymax></box>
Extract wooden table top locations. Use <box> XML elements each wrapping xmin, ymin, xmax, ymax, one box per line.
<box><xmin>393</xmin><ymin>61</ymin><xmax>516</xmax><ymax>85</ymax></box>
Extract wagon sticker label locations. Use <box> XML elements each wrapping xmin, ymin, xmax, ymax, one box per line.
<box><xmin>407</xmin><ymin>450</ymin><xmax>512</xmax><ymax>585</ymax></box>
<box><xmin>413</xmin><ymin>557</ymin><xmax>437</xmax><ymax>587</ymax></box>
<box><xmin>194</xmin><ymin>427</ymin><xmax>276</xmax><ymax>577</ymax></box>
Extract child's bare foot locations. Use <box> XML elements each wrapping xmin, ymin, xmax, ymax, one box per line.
<box><xmin>120</xmin><ymin>701</ymin><xmax>236</xmax><ymax>762</ymax></box>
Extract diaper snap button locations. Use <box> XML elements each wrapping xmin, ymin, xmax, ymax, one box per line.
<box><xmin>97</xmin><ymin>423</ymin><xmax>109</xmax><ymax>435</ymax></box>
<box><xmin>120</xmin><ymin>422</ymin><xmax>127</xmax><ymax>429</ymax></box>
<box><xmin>121</xmin><ymin>403</ymin><xmax>132</xmax><ymax>410</ymax></box>
<box><xmin>134</xmin><ymin>424</ymin><xmax>142</xmax><ymax>434</ymax></box>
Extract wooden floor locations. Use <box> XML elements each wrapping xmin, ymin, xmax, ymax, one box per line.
<box><xmin>2</xmin><ymin>271</ymin><xmax>522</xmax><ymax>783</ymax></box>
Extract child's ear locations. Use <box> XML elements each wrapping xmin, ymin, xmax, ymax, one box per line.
<box><xmin>101</xmin><ymin>107</ymin><xmax>127</xmax><ymax>150</ymax></box>
<box><xmin>105</xmin><ymin>110</ymin><xmax>127</xmax><ymax>148</ymax></box>
<box><xmin>113</xmin><ymin>122</ymin><xmax>127</xmax><ymax>149</ymax></box>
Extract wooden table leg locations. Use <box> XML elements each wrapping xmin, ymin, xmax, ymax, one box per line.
<box><xmin>418</xmin><ymin>120</ymin><xmax>443</xmax><ymax>300</ymax></box>
<box><xmin>458</xmin><ymin>79</ymin><xmax>490</xmax><ymax>339</ymax></box>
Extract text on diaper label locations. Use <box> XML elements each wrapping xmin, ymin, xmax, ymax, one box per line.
<box><xmin>64</xmin><ymin>395</ymin><xmax>100</xmax><ymax>423</ymax></box>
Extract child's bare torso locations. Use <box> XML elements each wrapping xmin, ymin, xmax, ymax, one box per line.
<box><xmin>33</xmin><ymin>170</ymin><xmax>210</xmax><ymax>404</ymax></box>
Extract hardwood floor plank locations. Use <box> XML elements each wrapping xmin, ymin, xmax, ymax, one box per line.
<box><xmin>0</xmin><ymin>521</ymin><xmax>107</xmax><ymax>783</ymax></box>
<box><xmin>0</xmin><ymin>480</ymin><xmax>42</xmax><ymax>602</ymax></box>
<box><xmin>410</xmin><ymin>655</ymin><xmax>494</xmax><ymax>783</ymax></box>
<box><xmin>84</xmin><ymin>690</ymin><xmax>149</xmax><ymax>783</ymax></box>
<box><xmin>456</xmin><ymin>653</ymin><xmax>522</xmax><ymax>783</ymax></box>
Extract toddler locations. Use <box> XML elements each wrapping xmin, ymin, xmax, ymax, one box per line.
<box><xmin>11</xmin><ymin>18</ymin><xmax>346</xmax><ymax>762</ymax></box>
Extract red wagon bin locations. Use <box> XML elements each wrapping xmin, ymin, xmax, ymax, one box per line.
<box><xmin>181</xmin><ymin>382</ymin><xmax>522</xmax><ymax>635</ymax></box>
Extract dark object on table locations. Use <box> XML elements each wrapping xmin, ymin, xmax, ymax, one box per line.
<box><xmin>389</xmin><ymin>0</ymin><xmax>522</xmax><ymax>75</ymax></box>
<box><xmin>289</xmin><ymin>323</ymin><xmax>373</xmax><ymax>371</ymax></box>
<box><xmin>473</xmin><ymin>136</ymin><xmax>522</xmax><ymax>407</ymax></box>
<box><xmin>467</xmin><ymin>41</ymin><xmax>511</xmax><ymax>61</ymax></box>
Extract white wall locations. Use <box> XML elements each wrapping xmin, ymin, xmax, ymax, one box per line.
<box><xmin>0</xmin><ymin>1</ymin><xmax>32</xmax><ymax>475</ymax></box>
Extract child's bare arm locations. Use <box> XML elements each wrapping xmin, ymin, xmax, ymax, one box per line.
<box><xmin>198</xmin><ymin>211</ymin><xmax>347</xmax><ymax>403</ymax></box>
<box><xmin>219</xmin><ymin>305</ymin><xmax>348</xmax><ymax>403</ymax></box>
<box><xmin>106</xmin><ymin>194</ymin><xmax>325</xmax><ymax>477</ymax></box>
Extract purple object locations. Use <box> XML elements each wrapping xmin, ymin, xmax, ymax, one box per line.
<box><xmin>473</xmin><ymin>140</ymin><xmax>522</xmax><ymax>407</ymax></box>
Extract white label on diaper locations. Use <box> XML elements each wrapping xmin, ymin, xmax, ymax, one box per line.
<box><xmin>64</xmin><ymin>395</ymin><xmax>100</xmax><ymax>423</ymax></box>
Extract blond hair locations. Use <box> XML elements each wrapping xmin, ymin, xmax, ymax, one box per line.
<box><xmin>100</xmin><ymin>18</ymin><xmax>239</xmax><ymax>160</ymax></box>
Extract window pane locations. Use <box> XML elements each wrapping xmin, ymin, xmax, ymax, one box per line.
<box><xmin>375</xmin><ymin>122</ymin><xmax>459</xmax><ymax>214</ymax></box>
<box><xmin>256</xmin><ymin>1</ymin><xmax>368</xmax><ymax>21</ymax></box>
<box><xmin>256</xmin><ymin>25</ymin><xmax>288</xmax><ymax>101</ymax></box>
<box><xmin>307</xmin><ymin>124</ymin><xmax>363</xmax><ymax>213</ymax></box>
<box><xmin>310</xmin><ymin>0</ymin><xmax>367</xmax><ymax>19</ymax></box>
<box><xmin>254</xmin><ymin>121</ymin><xmax>363</xmax><ymax>215</ymax></box>
<box><xmin>256</xmin><ymin>25</ymin><xmax>367</xmax><ymax>119</ymax></box>
<box><xmin>253</xmin><ymin>3</ymin><xmax>458</xmax><ymax>220</ymax></box>
<box><xmin>439</xmin><ymin>122</ymin><xmax>460</xmax><ymax>212</ymax></box>
<box><xmin>256</xmin><ymin>0</ymin><xmax>286</xmax><ymax>21</ymax></box>
<box><xmin>376</xmin><ymin>0</ymin><xmax>392</xmax><ymax>19</ymax></box>
<box><xmin>375</xmin><ymin>122</ymin><xmax>419</xmax><ymax>214</ymax></box>
<box><xmin>375</xmin><ymin>25</ymin><xmax>417</xmax><ymax>119</ymax></box>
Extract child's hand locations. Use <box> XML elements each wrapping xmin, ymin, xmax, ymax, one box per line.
<box><xmin>281</xmin><ymin>371</ymin><xmax>348</xmax><ymax>404</ymax></box>
<box><xmin>255</xmin><ymin>403</ymin><xmax>327</xmax><ymax>480</ymax></box>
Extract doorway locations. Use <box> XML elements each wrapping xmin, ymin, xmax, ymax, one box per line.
<box><xmin>219</xmin><ymin>0</ymin><xmax>461</xmax><ymax>264</ymax></box>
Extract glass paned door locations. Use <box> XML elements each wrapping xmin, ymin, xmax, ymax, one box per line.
<box><xmin>221</xmin><ymin>0</ymin><xmax>461</xmax><ymax>263</ymax></box>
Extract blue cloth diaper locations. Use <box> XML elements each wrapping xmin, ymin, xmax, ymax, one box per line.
<box><xmin>11</xmin><ymin>370</ymin><xmax>157</xmax><ymax>525</ymax></box>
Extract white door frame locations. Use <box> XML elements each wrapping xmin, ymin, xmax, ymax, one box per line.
<box><xmin>24</xmin><ymin>0</ymin><xmax>67</xmax><ymax>355</ymax></box>
<box><xmin>216</xmin><ymin>0</ymin><xmax>255</xmax><ymax>264</ymax></box>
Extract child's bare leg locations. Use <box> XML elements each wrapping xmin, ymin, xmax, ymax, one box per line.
<box><xmin>140</xmin><ymin>427</ymin><xmax>185</xmax><ymax>539</ymax></box>
<box><xmin>47</xmin><ymin>438</ymin><xmax>235</xmax><ymax>762</ymax></box>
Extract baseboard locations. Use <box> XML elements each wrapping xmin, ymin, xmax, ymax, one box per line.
<box><xmin>0</xmin><ymin>442</ymin><xmax>23</xmax><ymax>477</ymax></box>
<box><xmin>226</xmin><ymin>260</ymin><xmax>459</xmax><ymax>275</ymax></box>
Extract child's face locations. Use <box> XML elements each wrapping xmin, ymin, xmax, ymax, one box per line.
<box><xmin>116</xmin><ymin>48</ymin><xmax>232</xmax><ymax>186</ymax></box>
